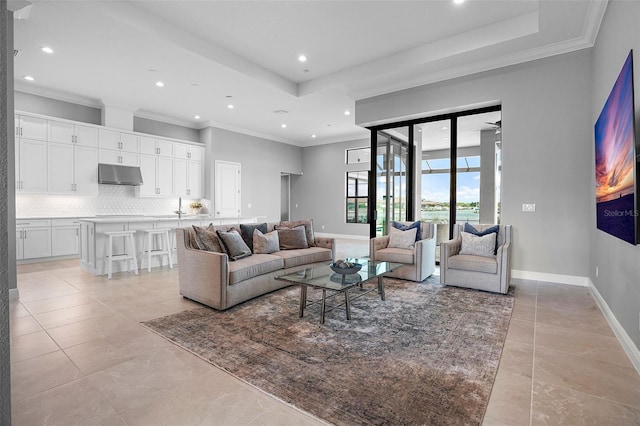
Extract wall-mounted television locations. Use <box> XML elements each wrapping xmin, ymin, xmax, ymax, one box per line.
<box><xmin>595</xmin><ymin>50</ymin><xmax>638</xmax><ymax>245</ymax></box>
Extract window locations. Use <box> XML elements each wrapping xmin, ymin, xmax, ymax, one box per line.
<box><xmin>346</xmin><ymin>147</ymin><xmax>370</xmax><ymax>164</ymax></box>
<box><xmin>346</xmin><ymin>171</ymin><xmax>368</xmax><ymax>223</ymax></box>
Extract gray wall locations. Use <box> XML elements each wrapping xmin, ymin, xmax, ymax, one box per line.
<box><xmin>294</xmin><ymin>138</ymin><xmax>370</xmax><ymax>236</ymax></box>
<box><xmin>1</xmin><ymin>4</ymin><xmax>12</xmax><ymax>422</ymax></box>
<box><xmin>356</xmin><ymin>50</ymin><xmax>593</xmax><ymax>276</ymax></box>
<box><xmin>134</xmin><ymin>116</ymin><xmax>200</xmax><ymax>143</ymax></box>
<box><xmin>15</xmin><ymin>91</ymin><xmax>101</xmax><ymax>124</ymax></box>
<box><xmin>590</xmin><ymin>0</ymin><xmax>640</xmax><ymax>349</ymax></box>
<box><xmin>206</xmin><ymin>127</ymin><xmax>303</xmax><ymax>222</ymax></box>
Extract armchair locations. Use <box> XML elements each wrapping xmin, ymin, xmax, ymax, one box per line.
<box><xmin>370</xmin><ymin>221</ymin><xmax>436</xmax><ymax>282</ymax></box>
<box><xmin>440</xmin><ymin>224</ymin><xmax>512</xmax><ymax>294</ymax></box>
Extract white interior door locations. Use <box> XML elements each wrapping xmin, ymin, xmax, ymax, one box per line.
<box><xmin>215</xmin><ymin>161</ymin><xmax>241</xmax><ymax>218</ymax></box>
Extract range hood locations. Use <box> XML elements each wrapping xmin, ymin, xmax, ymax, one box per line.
<box><xmin>98</xmin><ymin>163</ymin><xmax>143</xmax><ymax>186</ymax></box>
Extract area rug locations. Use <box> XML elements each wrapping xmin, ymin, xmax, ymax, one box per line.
<box><xmin>142</xmin><ymin>276</ymin><xmax>514</xmax><ymax>425</ymax></box>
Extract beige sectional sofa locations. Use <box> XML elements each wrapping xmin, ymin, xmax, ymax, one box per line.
<box><xmin>176</xmin><ymin>222</ymin><xmax>335</xmax><ymax>310</ymax></box>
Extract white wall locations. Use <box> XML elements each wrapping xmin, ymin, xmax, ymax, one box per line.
<box><xmin>15</xmin><ymin>91</ymin><xmax>101</xmax><ymax>125</ymax></box>
<box><xmin>356</xmin><ymin>50</ymin><xmax>593</xmax><ymax>276</ymax></box>
<box><xmin>590</xmin><ymin>0</ymin><xmax>640</xmax><ymax>349</ymax></box>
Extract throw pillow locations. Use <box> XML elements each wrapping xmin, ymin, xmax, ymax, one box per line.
<box><xmin>239</xmin><ymin>222</ymin><xmax>268</xmax><ymax>252</ymax></box>
<box><xmin>278</xmin><ymin>220</ymin><xmax>316</xmax><ymax>247</ymax></box>
<box><xmin>392</xmin><ymin>220</ymin><xmax>421</xmax><ymax>242</ymax></box>
<box><xmin>216</xmin><ymin>228</ymin><xmax>252</xmax><ymax>261</ymax></box>
<box><xmin>464</xmin><ymin>223</ymin><xmax>500</xmax><ymax>254</ymax></box>
<box><xmin>277</xmin><ymin>226</ymin><xmax>308</xmax><ymax>250</ymax></box>
<box><xmin>253</xmin><ymin>229</ymin><xmax>279</xmax><ymax>254</ymax></box>
<box><xmin>192</xmin><ymin>225</ymin><xmax>224</xmax><ymax>253</ymax></box>
<box><xmin>459</xmin><ymin>231</ymin><xmax>496</xmax><ymax>257</ymax></box>
<box><xmin>388</xmin><ymin>226</ymin><xmax>417</xmax><ymax>250</ymax></box>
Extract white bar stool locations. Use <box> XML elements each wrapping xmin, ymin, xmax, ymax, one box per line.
<box><xmin>140</xmin><ymin>228</ymin><xmax>173</xmax><ymax>272</ymax></box>
<box><xmin>103</xmin><ymin>230</ymin><xmax>138</xmax><ymax>279</ymax></box>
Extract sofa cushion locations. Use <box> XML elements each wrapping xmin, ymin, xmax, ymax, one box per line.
<box><xmin>253</xmin><ymin>229</ymin><xmax>279</xmax><ymax>254</ymax></box>
<box><xmin>388</xmin><ymin>226</ymin><xmax>417</xmax><ymax>249</ymax></box>
<box><xmin>279</xmin><ymin>220</ymin><xmax>316</xmax><ymax>247</ymax></box>
<box><xmin>375</xmin><ymin>247</ymin><xmax>414</xmax><ymax>264</ymax></box>
<box><xmin>459</xmin><ymin>231</ymin><xmax>496</xmax><ymax>257</ymax></box>
<box><xmin>392</xmin><ymin>220</ymin><xmax>421</xmax><ymax>242</ymax></box>
<box><xmin>228</xmin><ymin>254</ymin><xmax>284</xmax><ymax>285</ymax></box>
<box><xmin>277</xmin><ymin>226</ymin><xmax>309</xmax><ymax>250</ymax></box>
<box><xmin>192</xmin><ymin>225</ymin><xmax>224</xmax><ymax>253</ymax></box>
<box><xmin>240</xmin><ymin>223</ymin><xmax>268</xmax><ymax>252</ymax></box>
<box><xmin>270</xmin><ymin>247</ymin><xmax>332</xmax><ymax>269</ymax></box>
<box><xmin>448</xmin><ymin>254</ymin><xmax>498</xmax><ymax>274</ymax></box>
<box><xmin>216</xmin><ymin>228</ymin><xmax>252</xmax><ymax>261</ymax></box>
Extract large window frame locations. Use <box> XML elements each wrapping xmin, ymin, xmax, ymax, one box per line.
<box><xmin>346</xmin><ymin>170</ymin><xmax>369</xmax><ymax>224</ymax></box>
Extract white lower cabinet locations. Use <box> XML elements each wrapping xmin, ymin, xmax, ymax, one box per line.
<box><xmin>16</xmin><ymin>220</ymin><xmax>52</xmax><ymax>260</ymax></box>
<box><xmin>52</xmin><ymin>219</ymin><xmax>81</xmax><ymax>256</ymax></box>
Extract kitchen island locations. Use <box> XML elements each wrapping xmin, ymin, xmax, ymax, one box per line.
<box><xmin>79</xmin><ymin>215</ymin><xmax>259</xmax><ymax>276</ymax></box>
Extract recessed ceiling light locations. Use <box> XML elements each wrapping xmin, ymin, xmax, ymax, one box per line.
<box><xmin>298</xmin><ymin>54</ymin><xmax>307</xmax><ymax>62</ymax></box>
<box><xmin>193</xmin><ymin>115</ymin><xmax>200</xmax><ymax>119</ymax></box>
<box><xmin>41</xmin><ymin>46</ymin><xmax>54</xmax><ymax>54</ymax></box>
<box><xmin>442</xmin><ymin>126</ymin><xmax>448</xmax><ymax>130</ymax></box>
<box><xmin>155</xmin><ymin>81</ymin><xmax>164</xmax><ymax>87</ymax></box>
<box><xmin>344</xmin><ymin>110</ymin><xmax>351</xmax><ymax>116</ymax></box>
<box><xmin>227</xmin><ymin>104</ymin><xmax>234</xmax><ymax>109</ymax></box>
<box><xmin>281</xmin><ymin>124</ymin><xmax>287</xmax><ymax>128</ymax></box>
<box><xmin>453</xmin><ymin>0</ymin><xmax>465</xmax><ymax>4</ymax></box>
<box><xmin>24</xmin><ymin>75</ymin><xmax>34</xmax><ymax>81</ymax></box>
<box><xmin>311</xmin><ymin>134</ymin><xmax>317</xmax><ymax>138</ymax></box>
<box><xmin>418</xmin><ymin>129</ymin><xmax>422</xmax><ymax>132</ymax></box>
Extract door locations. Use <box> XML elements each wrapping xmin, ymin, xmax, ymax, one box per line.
<box><xmin>18</xmin><ymin>115</ymin><xmax>47</xmax><ymax>140</ymax></box>
<box><xmin>281</xmin><ymin>174</ymin><xmax>290</xmax><ymax>221</ymax></box>
<box><xmin>157</xmin><ymin>156</ymin><xmax>174</xmax><ymax>196</ymax></box>
<box><xmin>75</xmin><ymin>146</ymin><xmax>99</xmax><ymax>194</ymax></box>
<box><xmin>188</xmin><ymin>160</ymin><xmax>203</xmax><ymax>197</ymax></box>
<box><xmin>48</xmin><ymin>142</ymin><xmax>74</xmax><ymax>193</ymax></box>
<box><xmin>22</xmin><ymin>227</ymin><xmax>52</xmax><ymax>259</ymax></box>
<box><xmin>120</xmin><ymin>133</ymin><xmax>138</xmax><ymax>152</ymax></box>
<box><xmin>138</xmin><ymin>155</ymin><xmax>158</xmax><ymax>197</ymax></box>
<box><xmin>16</xmin><ymin>230</ymin><xmax>24</xmax><ymax>260</ymax></box>
<box><xmin>173</xmin><ymin>158</ymin><xmax>188</xmax><ymax>196</ymax></box>
<box><xmin>52</xmin><ymin>226</ymin><xmax>79</xmax><ymax>256</ymax></box>
<box><xmin>75</xmin><ymin>125</ymin><xmax>99</xmax><ymax>147</ymax></box>
<box><xmin>215</xmin><ymin>161</ymin><xmax>241</xmax><ymax>218</ymax></box>
<box><xmin>19</xmin><ymin>138</ymin><xmax>48</xmax><ymax>192</ymax></box>
<box><xmin>48</xmin><ymin>120</ymin><xmax>74</xmax><ymax>144</ymax></box>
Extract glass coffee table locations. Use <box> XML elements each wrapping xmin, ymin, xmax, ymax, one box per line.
<box><xmin>275</xmin><ymin>258</ymin><xmax>402</xmax><ymax>324</ymax></box>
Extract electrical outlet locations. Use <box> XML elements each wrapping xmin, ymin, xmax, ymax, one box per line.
<box><xmin>522</xmin><ymin>203</ymin><xmax>536</xmax><ymax>213</ymax></box>
<box><xmin>596</xmin><ymin>266</ymin><xmax>599</xmax><ymax>277</ymax></box>
<box><xmin>247</xmin><ymin>203</ymin><xmax>252</xmax><ymax>208</ymax></box>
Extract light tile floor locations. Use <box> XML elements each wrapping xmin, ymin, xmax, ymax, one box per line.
<box><xmin>9</xmin><ymin>239</ymin><xmax>640</xmax><ymax>425</ymax></box>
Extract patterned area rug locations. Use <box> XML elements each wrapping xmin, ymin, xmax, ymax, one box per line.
<box><xmin>142</xmin><ymin>276</ymin><xmax>514</xmax><ymax>425</ymax></box>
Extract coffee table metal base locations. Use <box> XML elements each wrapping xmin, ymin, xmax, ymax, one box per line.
<box><xmin>299</xmin><ymin>276</ymin><xmax>386</xmax><ymax>324</ymax></box>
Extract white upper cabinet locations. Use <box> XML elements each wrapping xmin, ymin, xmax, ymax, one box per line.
<box><xmin>16</xmin><ymin>115</ymin><xmax>47</xmax><ymax>140</ymax></box>
<box><xmin>48</xmin><ymin>120</ymin><xmax>98</xmax><ymax>147</ymax></box>
<box><xmin>138</xmin><ymin>154</ymin><xmax>174</xmax><ymax>197</ymax></box>
<box><xmin>99</xmin><ymin>129</ymin><xmax>138</xmax><ymax>153</ymax></box>
<box><xmin>174</xmin><ymin>143</ymin><xmax>203</xmax><ymax>161</ymax></box>
<box><xmin>140</xmin><ymin>136</ymin><xmax>174</xmax><ymax>157</ymax></box>
<box><xmin>17</xmin><ymin>138</ymin><xmax>48</xmax><ymax>193</ymax></box>
<box><xmin>48</xmin><ymin>141</ymin><xmax>98</xmax><ymax>195</ymax></box>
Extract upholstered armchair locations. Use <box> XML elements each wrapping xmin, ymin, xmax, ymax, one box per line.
<box><xmin>440</xmin><ymin>224</ymin><xmax>512</xmax><ymax>294</ymax></box>
<box><xmin>369</xmin><ymin>221</ymin><xmax>436</xmax><ymax>282</ymax></box>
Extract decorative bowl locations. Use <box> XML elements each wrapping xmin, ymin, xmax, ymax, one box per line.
<box><xmin>330</xmin><ymin>262</ymin><xmax>362</xmax><ymax>275</ymax></box>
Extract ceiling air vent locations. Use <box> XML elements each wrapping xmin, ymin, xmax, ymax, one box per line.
<box><xmin>273</xmin><ymin>110</ymin><xmax>288</xmax><ymax>115</ymax></box>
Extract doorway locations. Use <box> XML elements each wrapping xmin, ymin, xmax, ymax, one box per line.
<box><xmin>280</xmin><ymin>174</ymin><xmax>290</xmax><ymax>222</ymax></box>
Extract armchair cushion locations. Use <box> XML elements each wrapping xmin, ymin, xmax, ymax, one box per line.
<box><xmin>459</xmin><ymin>231</ymin><xmax>496</xmax><ymax>257</ymax></box>
<box><xmin>388</xmin><ymin>226</ymin><xmax>417</xmax><ymax>249</ymax></box>
<box><xmin>392</xmin><ymin>220</ymin><xmax>421</xmax><ymax>242</ymax></box>
<box><xmin>464</xmin><ymin>223</ymin><xmax>500</xmax><ymax>254</ymax></box>
<box><xmin>448</xmin><ymin>254</ymin><xmax>498</xmax><ymax>274</ymax></box>
<box><xmin>375</xmin><ymin>247</ymin><xmax>414</xmax><ymax>264</ymax></box>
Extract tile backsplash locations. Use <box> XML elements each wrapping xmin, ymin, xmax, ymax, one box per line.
<box><xmin>16</xmin><ymin>185</ymin><xmax>208</xmax><ymax>218</ymax></box>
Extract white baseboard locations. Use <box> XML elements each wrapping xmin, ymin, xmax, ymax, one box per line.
<box><xmin>315</xmin><ymin>233</ymin><xmax>369</xmax><ymax>241</ymax></box>
<box><xmin>511</xmin><ymin>269</ymin><xmax>589</xmax><ymax>286</ymax></box>
<box><xmin>587</xmin><ymin>278</ymin><xmax>640</xmax><ymax>375</ymax></box>
<box><xmin>9</xmin><ymin>288</ymin><xmax>19</xmax><ymax>301</ymax></box>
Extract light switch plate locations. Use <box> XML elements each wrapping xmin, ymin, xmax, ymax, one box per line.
<box><xmin>522</xmin><ymin>203</ymin><xmax>536</xmax><ymax>212</ymax></box>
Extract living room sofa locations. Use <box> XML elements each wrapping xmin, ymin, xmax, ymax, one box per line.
<box><xmin>176</xmin><ymin>222</ymin><xmax>335</xmax><ymax>310</ymax></box>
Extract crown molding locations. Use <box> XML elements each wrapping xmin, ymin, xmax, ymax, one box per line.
<box><xmin>14</xmin><ymin>83</ymin><xmax>102</xmax><ymax>109</ymax></box>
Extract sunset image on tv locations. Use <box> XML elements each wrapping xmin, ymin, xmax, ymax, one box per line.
<box><xmin>595</xmin><ymin>51</ymin><xmax>637</xmax><ymax>244</ymax></box>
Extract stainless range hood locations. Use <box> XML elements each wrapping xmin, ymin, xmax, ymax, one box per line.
<box><xmin>98</xmin><ymin>163</ymin><xmax>144</xmax><ymax>186</ymax></box>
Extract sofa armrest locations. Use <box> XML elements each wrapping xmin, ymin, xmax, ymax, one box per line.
<box><xmin>496</xmin><ymin>241</ymin><xmax>511</xmax><ymax>293</ymax></box>
<box><xmin>414</xmin><ymin>236</ymin><xmax>436</xmax><ymax>279</ymax></box>
<box><xmin>315</xmin><ymin>237</ymin><xmax>336</xmax><ymax>261</ymax></box>
<box><xmin>439</xmin><ymin>237</ymin><xmax>461</xmax><ymax>284</ymax></box>
<box><xmin>176</xmin><ymin>228</ymin><xmax>229</xmax><ymax>309</ymax></box>
<box><xmin>369</xmin><ymin>235</ymin><xmax>390</xmax><ymax>261</ymax></box>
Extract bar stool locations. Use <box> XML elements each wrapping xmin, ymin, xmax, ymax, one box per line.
<box><xmin>139</xmin><ymin>228</ymin><xmax>173</xmax><ymax>272</ymax></box>
<box><xmin>103</xmin><ymin>230</ymin><xmax>138</xmax><ymax>279</ymax></box>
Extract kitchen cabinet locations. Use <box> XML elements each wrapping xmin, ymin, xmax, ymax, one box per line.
<box><xmin>139</xmin><ymin>136</ymin><xmax>173</xmax><ymax>157</ymax></box>
<box><xmin>16</xmin><ymin>138</ymin><xmax>48</xmax><ymax>193</ymax></box>
<box><xmin>139</xmin><ymin>154</ymin><xmax>174</xmax><ymax>197</ymax></box>
<box><xmin>16</xmin><ymin>220</ymin><xmax>52</xmax><ymax>260</ymax></box>
<box><xmin>15</xmin><ymin>114</ymin><xmax>47</xmax><ymax>141</ymax></box>
<box><xmin>48</xmin><ymin>120</ymin><xmax>98</xmax><ymax>147</ymax></box>
<box><xmin>98</xmin><ymin>129</ymin><xmax>139</xmax><ymax>166</ymax></box>
<box><xmin>174</xmin><ymin>145</ymin><xmax>204</xmax><ymax>198</ymax></box>
<box><xmin>47</xmin><ymin>142</ymin><xmax>99</xmax><ymax>194</ymax></box>
<box><xmin>51</xmin><ymin>219</ymin><xmax>80</xmax><ymax>256</ymax></box>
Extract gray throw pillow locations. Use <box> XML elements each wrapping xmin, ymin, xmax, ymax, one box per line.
<box><xmin>277</xmin><ymin>226</ymin><xmax>308</xmax><ymax>250</ymax></box>
<box><xmin>253</xmin><ymin>229</ymin><xmax>279</xmax><ymax>254</ymax></box>
<box><xmin>459</xmin><ymin>231</ymin><xmax>496</xmax><ymax>257</ymax></box>
<box><xmin>216</xmin><ymin>228</ymin><xmax>252</xmax><ymax>261</ymax></box>
<box><xmin>388</xmin><ymin>226</ymin><xmax>417</xmax><ymax>249</ymax></box>
<box><xmin>240</xmin><ymin>222</ymin><xmax>268</xmax><ymax>252</ymax></box>
<box><xmin>192</xmin><ymin>225</ymin><xmax>224</xmax><ymax>253</ymax></box>
<box><xmin>279</xmin><ymin>220</ymin><xmax>315</xmax><ymax>247</ymax></box>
